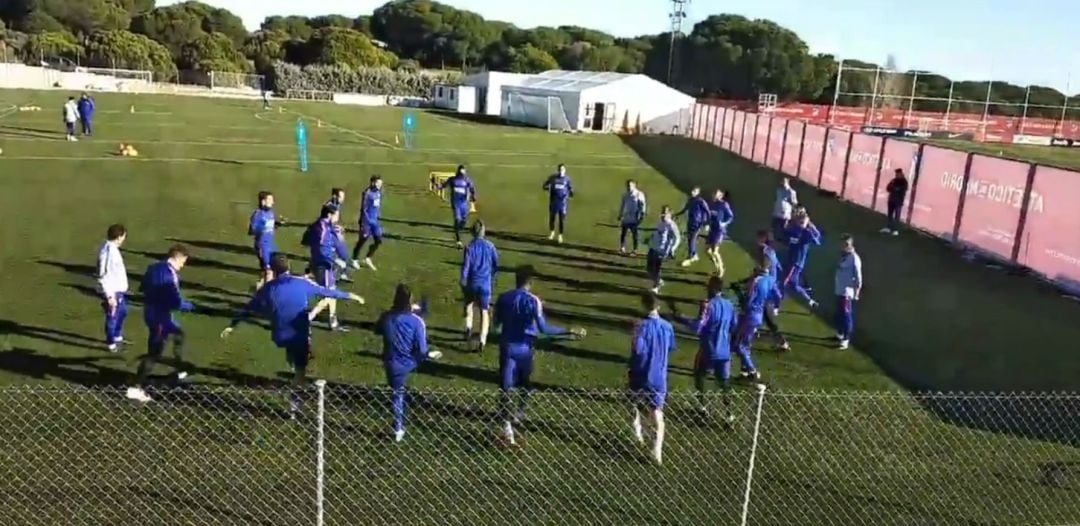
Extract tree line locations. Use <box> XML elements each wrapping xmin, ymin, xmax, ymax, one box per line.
<box><xmin>0</xmin><ymin>0</ymin><xmax>1075</xmax><ymax>117</ymax></box>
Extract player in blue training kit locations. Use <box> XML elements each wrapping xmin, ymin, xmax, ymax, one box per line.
<box><xmin>249</xmin><ymin>190</ymin><xmax>280</xmax><ymax>289</ymax></box>
<box><xmin>706</xmin><ymin>189</ymin><xmax>734</xmax><ymax>276</ymax></box>
<box><xmin>542</xmin><ymin>164</ymin><xmax>574</xmax><ymax>244</ymax></box>
<box><xmin>494</xmin><ymin>267</ymin><xmax>586</xmax><ymax>445</ymax></box>
<box><xmin>756</xmin><ymin>230</ymin><xmax>791</xmax><ymax>351</ymax></box>
<box><xmin>732</xmin><ymin>262</ymin><xmax>774</xmax><ymax>381</ymax></box>
<box><xmin>438</xmin><ymin>165</ymin><xmax>477</xmax><ymax>248</ymax></box>
<box><xmin>461</xmin><ymin>220</ymin><xmax>499</xmax><ymax>352</ymax></box>
<box><xmin>302</xmin><ymin>205</ymin><xmax>351</xmax><ymax>332</ymax></box>
<box><xmin>375</xmin><ymin>283</ymin><xmax>441</xmax><ymax>442</ymax></box>
<box><xmin>834</xmin><ymin>235</ymin><xmax>863</xmax><ymax>350</ymax></box>
<box><xmin>646</xmin><ymin>206</ymin><xmax>680</xmax><ymax>293</ymax></box>
<box><xmin>352</xmin><ymin>175</ymin><xmax>384</xmax><ymax>271</ymax></box>
<box><xmin>322</xmin><ymin>188</ymin><xmax>355</xmax><ymax>283</ymax></box>
<box><xmin>618</xmin><ymin>180</ymin><xmax>647</xmax><ymax>254</ymax></box>
<box><xmin>672</xmin><ymin>275</ymin><xmax>738</xmax><ymax>421</ymax></box>
<box><xmin>781</xmin><ymin>212</ymin><xmax>823</xmax><ymax>308</ymax></box>
<box><xmin>126</xmin><ymin>245</ymin><xmax>194</xmax><ymax>403</ymax></box>
<box><xmin>675</xmin><ymin>186</ymin><xmax>711</xmax><ymax>267</ymax></box>
<box><xmin>627</xmin><ymin>292</ymin><xmax>676</xmax><ymax>465</ymax></box>
<box><xmin>77</xmin><ymin>93</ymin><xmax>95</xmax><ymax>136</ymax></box>
<box><xmin>222</xmin><ymin>253</ymin><xmax>364</xmax><ymax>416</ymax></box>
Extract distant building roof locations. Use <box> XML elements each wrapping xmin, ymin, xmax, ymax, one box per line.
<box><xmin>518</xmin><ymin>70</ymin><xmax>637</xmax><ymax>92</ymax></box>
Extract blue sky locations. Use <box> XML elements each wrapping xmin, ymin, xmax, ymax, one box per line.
<box><xmin>165</xmin><ymin>0</ymin><xmax>1080</xmax><ymax>92</ymax></box>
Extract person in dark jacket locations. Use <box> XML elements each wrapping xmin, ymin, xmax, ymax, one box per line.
<box><xmin>881</xmin><ymin>169</ymin><xmax>909</xmax><ymax>236</ymax></box>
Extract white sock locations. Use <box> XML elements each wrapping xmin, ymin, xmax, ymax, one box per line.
<box><xmin>479</xmin><ymin>310</ymin><xmax>490</xmax><ymax>346</ymax></box>
<box><xmin>464</xmin><ymin>303</ymin><xmax>474</xmax><ymax>331</ymax></box>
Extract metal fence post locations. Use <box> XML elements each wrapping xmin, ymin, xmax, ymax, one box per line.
<box><xmin>839</xmin><ymin>131</ymin><xmax>855</xmax><ymax>198</ymax></box>
<box><xmin>905</xmin><ymin>144</ymin><xmax>926</xmax><ymax>223</ymax></box>
<box><xmin>316</xmin><ymin>379</ymin><xmax>326</xmax><ymax>526</ymax></box>
<box><xmin>1011</xmin><ymin>163</ymin><xmax>1040</xmax><ymax>263</ymax></box>
<box><xmin>739</xmin><ymin>384</ymin><xmax>768</xmax><ymax>526</ymax></box>
<box><xmin>951</xmin><ymin>152</ymin><xmax>976</xmax><ymax>243</ymax></box>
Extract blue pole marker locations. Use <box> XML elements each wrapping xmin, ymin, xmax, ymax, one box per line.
<box><xmin>296</xmin><ymin>118</ymin><xmax>309</xmax><ymax>173</ymax></box>
<box><xmin>402</xmin><ymin>112</ymin><xmax>417</xmax><ymax>150</ymax></box>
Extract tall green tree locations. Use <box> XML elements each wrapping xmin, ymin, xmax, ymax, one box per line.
<box><xmin>85</xmin><ymin>29</ymin><xmax>176</xmax><ymax>80</ymax></box>
<box><xmin>304</xmin><ymin>26</ymin><xmax>397</xmax><ymax>69</ymax></box>
<box><xmin>260</xmin><ymin>15</ymin><xmax>312</xmax><ymax>40</ymax></box>
<box><xmin>40</xmin><ymin>0</ymin><xmax>130</xmax><ymax>36</ymax></box>
<box><xmin>24</xmin><ymin>29</ymin><xmax>79</xmax><ymax>61</ymax></box>
<box><xmin>178</xmin><ymin>30</ymin><xmax>248</xmax><ymax>72</ymax></box>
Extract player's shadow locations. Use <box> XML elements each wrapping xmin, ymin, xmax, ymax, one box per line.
<box><xmin>0</xmin><ymin>124</ymin><xmax>59</xmax><ymax>140</ymax></box>
<box><xmin>124</xmin><ymin>249</ymin><xmax>254</xmax><ymax>276</ymax></box>
<box><xmin>168</xmin><ymin>237</ymin><xmax>307</xmax><ymax>261</ymax></box>
<box><xmin>381</xmin><ymin>217</ymin><xmax>452</xmax><ymax>232</ymax></box>
<box><xmin>0</xmin><ymin>319</ymin><xmax>106</xmax><ymax>353</ymax></box>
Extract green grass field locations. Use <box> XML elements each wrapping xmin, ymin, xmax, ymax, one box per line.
<box><xmin>0</xmin><ymin>90</ymin><xmax>1077</xmax><ymax>525</ymax></box>
<box><xmin>924</xmin><ymin>138</ymin><xmax>1080</xmax><ymax>170</ymax></box>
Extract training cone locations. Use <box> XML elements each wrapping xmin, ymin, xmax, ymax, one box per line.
<box><xmin>128</xmin><ymin>147</ymin><xmax>139</xmax><ymax>157</ymax></box>
<box><xmin>394</xmin><ymin>135</ymin><xmax>400</xmax><ymax>145</ymax></box>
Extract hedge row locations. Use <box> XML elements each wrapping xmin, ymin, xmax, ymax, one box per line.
<box><xmin>269</xmin><ymin>61</ymin><xmax>463</xmax><ymax>98</ymax></box>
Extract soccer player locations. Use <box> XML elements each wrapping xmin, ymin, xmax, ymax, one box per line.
<box><xmin>461</xmin><ymin>220</ymin><xmax>499</xmax><ymax>352</ymax></box>
<box><xmin>646</xmin><ymin>205</ymin><xmax>680</xmax><ymax>294</ymax></box>
<box><xmin>542</xmin><ymin>164</ymin><xmax>574</xmax><ymax>243</ymax></box>
<box><xmin>375</xmin><ymin>283</ymin><xmax>442</xmax><ymax>442</ymax></box>
<box><xmin>323</xmin><ymin>187</ymin><xmax>354</xmax><ymax>282</ymax></box>
<box><xmin>756</xmin><ymin>230</ymin><xmax>791</xmax><ymax>351</ymax></box>
<box><xmin>881</xmin><ymin>169</ymin><xmax>909</xmax><ymax>236</ymax></box>
<box><xmin>351</xmin><ymin>176</ymin><xmax>384</xmax><ymax>271</ymax></box>
<box><xmin>493</xmin><ymin>266</ymin><xmax>586</xmax><ymax>445</ymax></box>
<box><xmin>675</xmin><ymin>186</ymin><xmax>711</xmax><ymax>267</ymax></box>
<box><xmin>262</xmin><ymin>88</ymin><xmax>272</xmax><ymax>110</ymax></box>
<box><xmin>618</xmin><ymin>180</ymin><xmax>647</xmax><ymax>254</ymax></box>
<box><xmin>127</xmin><ymin>244</ymin><xmax>194</xmax><ymax>403</ymax></box>
<box><xmin>627</xmin><ymin>291</ymin><xmax>676</xmax><ymax>465</ymax></box>
<box><xmin>834</xmin><ymin>234</ymin><xmax>863</xmax><ymax>350</ymax></box>
<box><xmin>771</xmin><ymin>178</ymin><xmax>798</xmax><ymax>242</ymax></box>
<box><xmin>706</xmin><ymin>189</ymin><xmax>734</xmax><ymax>276</ymax></box>
<box><xmin>671</xmin><ymin>275</ymin><xmax>737</xmax><ymax>422</ymax></box>
<box><xmin>62</xmin><ymin>96</ymin><xmax>79</xmax><ymax>142</ymax></box>
<box><xmin>77</xmin><ymin>93</ymin><xmax>95</xmax><ymax>136</ymax></box>
<box><xmin>438</xmin><ymin>165</ymin><xmax>476</xmax><ymax>248</ymax></box>
<box><xmin>731</xmin><ymin>260</ymin><xmax>773</xmax><ymax>381</ymax></box>
<box><xmin>249</xmin><ymin>190</ymin><xmax>278</xmax><ymax>289</ymax></box>
<box><xmin>781</xmin><ymin>211</ymin><xmax>823</xmax><ymax>308</ymax></box>
<box><xmin>97</xmin><ymin>224</ymin><xmax>129</xmax><ymax>352</ymax></box>
<box><xmin>221</xmin><ymin>253</ymin><xmax>365</xmax><ymax>416</ymax></box>
<box><xmin>303</xmin><ymin>205</ymin><xmax>351</xmax><ymax>332</ymax></box>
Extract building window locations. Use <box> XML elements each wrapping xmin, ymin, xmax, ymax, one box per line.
<box><xmin>450</xmin><ymin>89</ymin><xmax>455</xmax><ymax>101</ymax></box>
<box><xmin>436</xmin><ymin>86</ymin><xmax>444</xmax><ymax>98</ymax></box>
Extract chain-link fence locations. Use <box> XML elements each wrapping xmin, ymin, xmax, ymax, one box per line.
<box><xmin>0</xmin><ymin>385</ymin><xmax>1076</xmax><ymax>525</ymax></box>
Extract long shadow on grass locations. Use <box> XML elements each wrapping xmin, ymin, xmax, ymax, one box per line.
<box><xmin>620</xmin><ymin>135</ymin><xmax>1080</xmax><ymax>445</ymax></box>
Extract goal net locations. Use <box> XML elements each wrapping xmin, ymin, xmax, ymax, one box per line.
<box><xmin>211</xmin><ymin>72</ymin><xmax>265</xmax><ymax>92</ymax></box>
<box><xmin>505</xmin><ymin>93</ymin><xmax>573</xmax><ymax>132</ymax></box>
<box><xmin>77</xmin><ymin>67</ymin><xmax>153</xmax><ymax>92</ymax></box>
<box><xmin>285</xmin><ymin>90</ymin><xmax>335</xmax><ymax>102</ymax></box>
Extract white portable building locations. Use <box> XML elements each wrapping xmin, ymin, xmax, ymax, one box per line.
<box><xmin>432</xmin><ymin>84</ymin><xmax>477</xmax><ymax>113</ymax></box>
<box><xmin>499</xmin><ymin>70</ymin><xmax>696</xmax><ymax>133</ymax></box>
<box><xmin>459</xmin><ymin>71</ymin><xmax>532</xmax><ymax>116</ymax></box>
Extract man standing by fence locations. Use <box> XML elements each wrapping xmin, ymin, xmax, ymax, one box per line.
<box><xmin>881</xmin><ymin>169</ymin><xmax>909</xmax><ymax>236</ymax></box>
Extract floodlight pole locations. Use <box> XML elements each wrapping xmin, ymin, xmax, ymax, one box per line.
<box><xmin>867</xmin><ymin>66</ymin><xmax>882</xmax><ymax>126</ymax></box>
<box><xmin>980</xmin><ymin>79</ymin><xmax>995</xmax><ymax>137</ymax></box>
<box><xmin>829</xmin><ymin>59</ymin><xmax>844</xmax><ymax>125</ymax></box>
<box><xmin>1059</xmin><ymin>74</ymin><xmax>1071</xmax><ymax>136</ymax></box>
<box><xmin>1019</xmin><ymin>85</ymin><xmax>1032</xmax><ymax>135</ymax></box>
<box><xmin>944</xmin><ymin>81</ymin><xmax>955</xmax><ymax>129</ymax></box>
<box><xmin>666</xmin><ymin>0</ymin><xmax>690</xmax><ymax>87</ymax></box>
<box><xmin>904</xmin><ymin>71</ymin><xmax>920</xmax><ymax>128</ymax></box>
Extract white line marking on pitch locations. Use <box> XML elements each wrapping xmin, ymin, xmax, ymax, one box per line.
<box><xmin>282</xmin><ymin>109</ymin><xmax>398</xmax><ymax>150</ymax></box>
<box><xmin>0</xmin><ymin>155</ymin><xmax>643</xmax><ymax>170</ymax></box>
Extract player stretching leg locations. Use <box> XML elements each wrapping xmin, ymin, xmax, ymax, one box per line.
<box><xmin>222</xmin><ymin>253</ymin><xmax>364</xmax><ymax>417</ymax></box>
<box><xmin>352</xmin><ymin>175</ymin><xmax>384</xmax><ymax>271</ymax></box>
<box><xmin>706</xmin><ymin>189</ymin><xmax>734</xmax><ymax>276</ymax></box>
<box><xmin>781</xmin><ymin>211</ymin><xmax>823</xmax><ymax>309</ymax></box>
<box><xmin>494</xmin><ymin>267</ymin><xmax>586</xmax><ymax>445</ymax></box>
<box><xmin>303</xmin><ymin>205</ymin><xmax>351</xmax><ymax>332</ymax></box>
<box><xmin>675</xmin><ymin>187</ymin><xmax>710</xmax><ymax>267</ymax></box>
<box><xmin>461</xmin><ymin>221</ymin><xmax>499</xmax><ymax>352</ymax></box>
<box><xmin>376</xmin><ymin>283</ymin><xmax>441</xmax><ymax>441</ymax></box>
<box><xmin>438</xmin><ymin>165</ymin><xmax>476</xmax><ymax>248</ymax></box>
<box><xmin>127</xmin><ymin>245</ymin><xmax>194</xmax><ymax>403</ymax></box>
<box><xmin>543</xmin><ymin>164</ymin><xmax>574</xmax><ymax>244</ymax></box>
<box><xmin>627</xmin><ymin>292</ymin><xmax>677</xmax><ymax>465</ymax></box>
<box><xmin>672</xmin><ymin>275</ymin><xmax>738</xmax><ymax>422</ymax></box>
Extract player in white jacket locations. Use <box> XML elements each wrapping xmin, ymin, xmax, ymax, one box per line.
<box><xmin>618</xmin><ymin>180</ymin><xmax>647</xmax><ymax>254</ymax></box>
<box><xmin>97</xmin><ymin>224</ymin><xmax>129</xmax><ymax>352</ymax></box>
<box><xmin>63</xmin><ymin>97</ymin><xmax>80</xmax><ymax>142</ymax></box>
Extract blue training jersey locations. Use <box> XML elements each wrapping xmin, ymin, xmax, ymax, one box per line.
<box><xmin>543</xmin><ymin>174</ymin><xmax>574</xmax><ymax>205</ymax></box>
<box><xmin>441</xmin><ymin>175</ymin><xmax>476</xmax><ymax>207</ymax></box>
<box><xmin>743</xmin><ymin>273</ymin><xmax>774</xmax><ymax>324</ymax></box>
<box><xmin>709</xmin><ymin>200</ymin><xmax>734</xmax><ymax>232</ymax></box>
<box><xmin>494</xmin><ymin>288</ymin><xmax>567</xmax><ymax>347</ymax></box>
<box><xmin>141</xmin><ymin>261</ymin><xmax>191</xmax><ymax>319</ymax></box>
<box><xmin>303</xmin><ymin>218</ymin><xmax>348</xmax><ymax>267</ymax></box>
<box><xmin>323</xmin><ymin>196</ymin><xmax>342</xmax><ymax>213</ymax></box>
<box><xmin>359</xmin><ymin>187</ymin><xmax>382</xmax><ymax>225</ymax></box>
<box><xmin>235</xmin><ymin>273</ymin><xmax>349</xmax><ymax>347</ymax></box>
<box><xmin>249</xmin><ymin>208</ymin><xmax>276</xmax><ymax>247</ymax></box>
<box><xmin>628</xmin><ymin>313</ymin><xmax>676</xmax><ymax>388</ymax></box>
<box><xmin>376</xmin><ymin>310</ymin><xmax>429</xmax><ymax>371</ymax></box>
<box><xmin>461</xmin><ymin>238</ymin><xmax>499</xmax><ymax>289</ymax></box>
<box><xmin>761</xmin><ymin>244</ymin><xmax>782</xmax><ymax>281</ymax></box>
<box><xmin>678</xmin><ymin>196</ymin><xmax>711</xmax><ymax>228</ymax></box>
<box><xmin>678</xmin><ymin>294</ymin><xmax>737</xmax><ymax>361</ymax></box>
<box><xmin>785</xmin><ymin>223</ymin><xmax>823</xmax><ymax>268</ymax></box>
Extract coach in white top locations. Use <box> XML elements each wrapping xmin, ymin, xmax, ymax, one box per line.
<box><xmin>618</xmin><ymin>179</ymin><xmax>647</xmax><ymax>254</ymax></box>
<box><xmin>63</xmin><ymin>96</ymin><xmax>80</xmax><ymax>142</ymax></box>
<box><xmin>834</xmin><ymin>234</ymin><xmax>863</xmax><ymax>350</ymax></box>
<box><xmin>98</xmin><ymin>224</ymin><xmax>129</xmax><ymax>352</ymax></box>
<box><xmin>771</xmin><ymin>178</ymin><xmax>798</xmax><ymax>241</ymax></box>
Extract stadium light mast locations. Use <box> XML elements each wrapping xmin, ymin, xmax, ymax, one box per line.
<box><xmin>666</xmin><ymin>0</ymin><xmax>690</xmax><ymax>87</ymax></box>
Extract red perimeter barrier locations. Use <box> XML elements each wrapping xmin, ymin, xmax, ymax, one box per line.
<box><xmin>1017</xmin><ymin>166</ymin><xmax>1080</xmax><ymax>288</ymax></box>
<box><xmin>741</xmin><ymin>113</ymin><xmax>758</xmax><ymax>158</ymax></box>
<box><xmin>731</xmin><ymin>111</ymin><xmax>745</xmax><ymax>154</ymax></box>
<box><xmin>781</xmin><ymin>121</ymin><xmax>804</xmax><ymax>177</ymax></box>
<box><xmin>691</xmin><ymin>104</ymin><xmax>706</xmax><ymax>140</ymax></box>
<box><xmin>716</xmin><ymin>107</ymin><xmax>730</xmax><ymax>149</ymax></box>
<box><xmin>711</xmin><ymin>107</ymin><xmax>724</xmax><ymax>147</ymax></box>
<box><xmin>877</xmin><ymin>140</ymin><xmax>922</xmax><ymax>213</ymax></box>
<box><xmin>753</xmin><ymin>116</ymin><xmax>770</xmax><ymax>164</ymax></box>
<box><xmin>820</xmin><ymin>129</ymin><xmax>850</xmax><ymax>193</ymax></box>
<box><xmin>703</xmin><ymin>105</ymin><xmax>716</xmax><ymax>144</ymax></box>
<box><xmin>908</xmin><ymin>146</ymin><xmax>968</xmax><ymax>239</ymax></box>
<box><xmin>956</xmin><ymin>156</ymin><xmax>1030</xmax><ymax>260</ymax></box>
<box><xmin>766</xmin><ymin>118</ymin><xmax>786</xmax><ymax>170</ymax></box>
<box><xmin>843</xmin><ymin>134</ymin><xmax>884</xmax><ymax>208</ymax></box>
<box><xmin>799</xmin><ymin>124</ymin><xmax>827</xmax><ymax>184</ymax></box>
